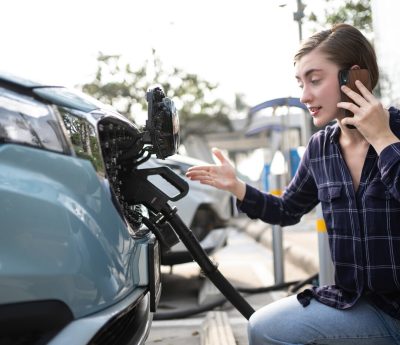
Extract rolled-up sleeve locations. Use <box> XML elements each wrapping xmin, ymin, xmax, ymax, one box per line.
<box><xmin>378</xmin><ymin>142</ymin><xmax>400</xmax><ymax>201</ymax></box>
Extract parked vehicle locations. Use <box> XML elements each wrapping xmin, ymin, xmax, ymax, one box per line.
<box><xmin>152</xmin><ymin>154</ymin><xmax>234</xmax><ymax>237</ymax></box>
<box><xmin>0</xmin><ymin>73</ymin><xmax>170</xmax><ymax>344</ymax></box>
<box><xmin>143</xmin><ymin>154</ymin><xmax>234</xmax><ymax>265</ymax></box>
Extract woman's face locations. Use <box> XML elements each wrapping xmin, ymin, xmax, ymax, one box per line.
<box><xmin>295</xmin><ymin>48</ymin><xmax>343</xmax><ymax>127</ymax></box>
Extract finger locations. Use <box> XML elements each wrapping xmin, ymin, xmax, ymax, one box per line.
<box><xmin>341</xmin><ymin>85</ymin><xmax>367</xmax><ymax>106</ymax></box>
<box><xmin>186</xmin><ymin>170</ymin><xmax>211</xmax><ymax>180</ymax></box>
<box><xmin>191</xmin><ymin>175</ymin><xmax>215</xmax><ymax>187</ymax></box>
<box><xmin>340</xmin><ymin>117</ymin><xmax>357</xmax><ymax>128</ymax></box>
<box><xmin>186</xmin><ymin>165</ymin><xmax>212</xmax><ymax>173</ymax></box>
<box><xmin>337</xmin><ymin>101</ymin><xmax>359</xmax><ymax>114</ymax></box>
<box><xmin>200</xmin><ymin>177</ymin><xmax>214</xmax><ymax>184</ymax></box>
<box><xmin>211</xmin><ymin>147</ymin><xmax>227</xmax><ymax>165</ymax></box>
<box><xmin>354</xmin><ymin>80</ymin><xmax>375</xmax><ymax>102</ymax></box>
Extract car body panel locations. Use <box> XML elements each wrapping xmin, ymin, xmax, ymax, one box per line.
<box><xmin>48</xmin><ymin>289</ymin><xmax>151</xmax><ymax>345</ymax></box>
<box><xmin>0</xmin><ymin>71</ymin><xmax>43</xmax><ymax>88</ymax></box>
<box><xmin>34</xmin><ymin>87</ymin><xmax>107</xmax><ymax>113</ymax></box>
<box><xmin>0</xmin><ymin>76</ymin><xmax>158</xmax><ymax>345</ymax></box>
<box><xmin>0</xmin><ymin>144</ymin><xmax>150</xmax><ymax>318</ymax></box>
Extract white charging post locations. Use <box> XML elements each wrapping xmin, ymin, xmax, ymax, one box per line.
<box><xmin>269</xmin><ymin>151</ymin><xmax>287</xmax><ymax>284</ymax></box>
<box><xmin>316</xmin><ymin>203</ymin><xmax>335</xmax><ymax>286</ymax></box>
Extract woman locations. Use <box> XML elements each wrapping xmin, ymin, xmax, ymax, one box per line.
<box><xmin>186</xmin><ymin>24</ymin><xmax>400</xmax><ymax>344</ymax></box>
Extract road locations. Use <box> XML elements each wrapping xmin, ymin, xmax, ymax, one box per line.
<box><xmin>145</xmin><ymin>224</ymin><xmax>312</xmax><ymax>345</ymax></box>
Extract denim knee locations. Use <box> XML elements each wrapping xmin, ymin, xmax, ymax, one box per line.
<box><xmin>248</xmin><ymin>307</ymin><xmax>282</xmax><ymax>345</ymax></box>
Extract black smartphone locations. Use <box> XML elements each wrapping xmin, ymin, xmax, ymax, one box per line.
<box><xmin>338</xmin><ymin>69</ymin><xmax>372</xmax><ymax>129</ymax></box>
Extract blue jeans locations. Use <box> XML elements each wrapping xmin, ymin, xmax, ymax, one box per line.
<box><xmin>248</xmin><ymin>295</ymin><xmax>400</xmax><ymax>345</ymax></box>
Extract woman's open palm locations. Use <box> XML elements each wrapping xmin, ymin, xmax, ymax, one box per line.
<box><xmin>186</xmin><ymin>148</ymin><xmax>238</xmax><ymax>192</ymax></box>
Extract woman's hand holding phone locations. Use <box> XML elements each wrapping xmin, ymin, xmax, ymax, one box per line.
<box><xmin>338</xmin><ymin>69</ymin><xmax>372</xmax><ymax>129</ymax></box>
<box><xmin>338</xmin><ymin>76</ymin><xmax>398</xmax><ymax>154</ymax></box>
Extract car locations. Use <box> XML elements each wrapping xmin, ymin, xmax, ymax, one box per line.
<box><xmin>0</xmin><ymin>72</ymin><xmax>170</xmax><ymax>344</ymax></box>
<box><xmin>142</xmin><ymin>154</ymin><xmax>235</xmax><ymax>266</ymax></box>
<box><xmin>146</xmin><ymin>154</ymin><xmax>234</xmax><ymax>239</ymax></box>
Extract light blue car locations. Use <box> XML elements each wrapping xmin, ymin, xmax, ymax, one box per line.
<box><xmin>0</xmin><ymin>73</ymin><xmax>170</xmax><ymax>344</ymax></box>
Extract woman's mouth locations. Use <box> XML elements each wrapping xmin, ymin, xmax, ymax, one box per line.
<box><xmin>309</xmin><ymin>106</ymin><xmax>322</xmax><ymax>116</ymax></box>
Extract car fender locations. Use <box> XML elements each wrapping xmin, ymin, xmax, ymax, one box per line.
<box><xmin>0</xmin><ymin>145</ymin><xmax>148</xmax><ymax>318</ymax></box>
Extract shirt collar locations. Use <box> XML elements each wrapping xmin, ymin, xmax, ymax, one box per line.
<box><xmin>329</xmin><ymin>123</ymin><xmax>341</xmax><ymax>143</ymax></box>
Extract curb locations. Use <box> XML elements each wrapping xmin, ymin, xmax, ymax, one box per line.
<box><xmin>233</xmin><ymin>218</ymin><xmax>319</xmax><ymax>276</ymax></box>
<box><xmin>200</xmin><ymin>311</ymin><xmax>236</xmax><ymax>345</ymax></box>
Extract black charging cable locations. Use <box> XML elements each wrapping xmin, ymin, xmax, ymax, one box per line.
<box><xmin>154</xmin><ymin>273</ymin><xmax>319</xmax><ymax>320</ymax></box>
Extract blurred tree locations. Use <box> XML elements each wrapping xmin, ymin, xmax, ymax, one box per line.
<box><xmin>307</xmin><ymin>0</ymin><xmax>371</xmax><ymax>33</ymax></box>
<box><xmin>81</xmin><ymin>50</ymin><xmax>233</xmax><ymax>140</ymax></box>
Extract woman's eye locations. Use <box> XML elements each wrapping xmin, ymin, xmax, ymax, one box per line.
<box><xmin>311</xmin><ymin>79</ymin><xmax>320</xmax><ymax>85</ymax></box>
<box><xmin>297</xmin><ymin>83</ymin><xmax>304</xmax><ymax>89</ymax></box>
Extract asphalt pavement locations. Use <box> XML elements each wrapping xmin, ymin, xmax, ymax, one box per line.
<box><xmin>233</xmin><ymin>209</ymin><xmax>320</xmax><ymax>276</ymax></box>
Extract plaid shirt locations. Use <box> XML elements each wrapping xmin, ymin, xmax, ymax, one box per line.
<box><xmin>238</xmin><ymin>107</ymin><xmax>400</xmax><ymax>319</ymax></box>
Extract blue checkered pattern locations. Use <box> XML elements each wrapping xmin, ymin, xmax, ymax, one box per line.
<box><xmin>238</xmin><ymin>107</ymin><xmax>400</xmax><ymax>319</ymax></box>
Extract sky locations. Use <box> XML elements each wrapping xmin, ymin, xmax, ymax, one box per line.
<box><xmin>0</xmin><ymin>0</ymin><xmax>343</xmax><ymax>182</ymax></box>
<box><xmin>3</xmin><ymin>1</ymin><xmax>399</xmax><ymax>181</ymax></box>
<box><xmin>0</xmin><ymin>0</ymin><xmax>324</xmax><ymax>109</ymax></box>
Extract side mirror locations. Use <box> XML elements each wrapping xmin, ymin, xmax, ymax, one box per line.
<box><xmin>143</xmin><ymin>86</ymin><xmax>180</xmax><ymax>159</ymax></box>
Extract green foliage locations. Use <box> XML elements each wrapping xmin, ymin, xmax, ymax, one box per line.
<box><xmin>307</xmin><ymin>0</ymin><xmax>372</xmax><ymax>32</ymax></box>
<box><xmin>81</xmin><ymin>51</ymin><xmax>233</xmax><ymax>140</ymax></box>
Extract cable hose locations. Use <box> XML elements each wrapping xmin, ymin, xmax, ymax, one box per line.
<box><xmin>288</xmin><ymin>272</ymin><xmax>319</xmax><ymax>293</ymax></box>
<box><xmin>237</xmin><ymin>279</ymin><xmax>300</xmax><ymax>294</ymax></box>
<box><xmin>167</xmin><ymin>213</ymin><xmax>255</xmax><ymax>320</ymax></box>
<box><xmin>154</xmin><ymin>273</ymin><xmax>318</xmax><ymax>320</ymax></box>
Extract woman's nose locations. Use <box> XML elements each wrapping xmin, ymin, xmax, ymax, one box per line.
<box><xmin>300</xmin><ymin>86</ymin><xmax>312</xmax><ymax>104</ymax></box>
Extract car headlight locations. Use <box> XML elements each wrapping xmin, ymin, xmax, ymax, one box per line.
<box><xmin>0</xmin><ymin>87</ymin><xmax>71</xmax><ymax>154</ymax></box>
